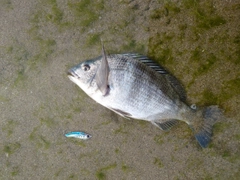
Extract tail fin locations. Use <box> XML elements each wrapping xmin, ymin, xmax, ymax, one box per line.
<box><xmin>194</xmin><ymin>106</ymin><xmax>223</xmax><ymax>148</ymax></box>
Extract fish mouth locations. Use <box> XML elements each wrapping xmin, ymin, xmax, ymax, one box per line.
<box><xmin>67</xmin><ymin>71</ymin><xmax>74</xmax><ymax>77</ymax></box>
<box><xmin>67</xmin><ymin>70</ymin><xmax>80</xmax><ymax>84</ymax></box>
<box><xmin>67</xmin><ymin>70</ymin><xmax>78</xmax><ymax>78</ymax></box>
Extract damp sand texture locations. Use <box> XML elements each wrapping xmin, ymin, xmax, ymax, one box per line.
<box><xmin>0</xmin><ymin>0</ymin><xmax>240</xmax><ymax>179</ymax></box>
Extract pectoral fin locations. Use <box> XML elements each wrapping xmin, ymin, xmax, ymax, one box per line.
<box><xmin>96</xmin><ymin>44</ymin><xmax>110</xmax><ymax>96</ymax></box>
<box><xmin>151</xmin><ymin>119</ymin><xmax>179</xmax><ymax>131</ymax></box>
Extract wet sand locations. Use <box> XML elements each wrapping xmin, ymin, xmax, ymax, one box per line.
<box><xmin>0</xmin><ymin>0</ymin><xmax>239</xmax><ymax>179</ymax></box>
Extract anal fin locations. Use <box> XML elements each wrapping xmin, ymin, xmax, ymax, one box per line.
<box><xmin>151</xmin><ymin>119</ymin><xmax>179</xmax><ymax>131</ymax></box>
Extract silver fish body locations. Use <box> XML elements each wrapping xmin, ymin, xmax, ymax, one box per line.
<box><xmin>68</xmin><ymin>47</ymin><xmax>223</xmax><ymax>148</ymax></box>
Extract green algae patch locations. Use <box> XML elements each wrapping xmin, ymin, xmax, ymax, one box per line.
<box><xmin>193</xmin><ymin>8</ymin><xmax>226</xmax><ymax>30</ymax></box>
<box><xmin>221</xmin><ymin>149</ymin><xmax>240</xmax><ymax>163</ymax></box>
<box><xmin>150</xmin><ymin>9</ymin><xmax>167</xmax><ymax>20</ymax></box>
<box><xmin>68</xmin><ymin>174</ymin><xmax>76</xmax><ymax>179</ymax></box>
<box><xmin>29</xmin><ymin>38</ymin><xmax>56</xmax><ymax>65</ymax></box>
<box><xmin>40</xmin><ymin>117</ymin><xmax>56</xmax><ymax>128</ymax></box>
<box><xmin>2</xmin><ymin>119</ymin><xmax>18</xmax><ymax>137</ymax></box>
<box><xmin>13</xmin><ymin>69</ymin><xmax>27</xmax><ymax>87</ymax></box>
<box><xmin>45</xmin><ymin>0</ymin><xmax>64</xmax><ymax>24</ymax></box>
<box><xmin>197</xmin><ymin>15</ymin><xmax>226</xmax><ymax>30</ymax></box>
<box><xmin>25</xmin><ymin>10</ymin><xmax>58</xmax><ymax>67</ymax></box>
<box><xmin>3</xmin><ymin>41</ymin><xmax>31</xmax><ymax>88</ymax></box>
<box><xmin>148</xmin><ymin>33</ymin><xmax>174</xmax><ymax>66</ymax></box>
<box><xmin>153</xmin><ymin>157</ymin><xmax>164</xmax><ymax>168</ymax></box>
<box><xmin>96</xmin><ymin>163</ymin><xmax>117</xmax><ymax>180</ymax></box>
<box><xmin>196</xmin><ymin>77</ymin><xmax>240</xmax><ymax>111</ymax></box>
<box><xmin>198</xmin><ymin>77</ymin><xmax>240</xmax><ymax>111</ymax></box>
<box><xmin>137</xmin><ymin>120</ymin><xmax>149</xmax><ymax>128</ymax></box>
<box><xmin>11</xmin><ymin>166</ymin><xmax>20</xmax><ymax>176</ymax></box>
<box><xmin>190</xmin><ymin>47</ymin><xmax>202</xmax><ymax>62</ymax></box>
<box><xmin>209</xmin><ymin>140</ymin><xmax>240</xmax><ymax>163</ymax></box>
<box><xmin>54</xmin><ymin>168</ymin><xmax>63</xmax><ymax>177</ymax></box>
<box><xmin>29</xmin><ymin>126</ymin><xmax>39</xmax><ymax>141</ymax></box>
<box><xmin>221</xmin><ymin>78</ymin><xmax>240</xmax><ymax>101</ymax></box>
<box><xmin>121</xmin><ymin>40</ymin><xmax>145</xmax><ymax>54</ymax></box>
<box><xmin>27</xmin><ymin>2</ymin><xmax>67</xmax><ymax>71</ymax></box>
<box><xmin>213</xmin><ymin>122</ymin><xmax>231</xmax><ymax>135</ymax></box>
<box><xmin>150</xmin><ymin>1</ymin><xmax>180</xmax><ymax>20</ymax></box>
<box><xmin>79</xmin><ymin>151</ymin><xmax>99</xmax><ymax>160</ymax></box>
<box><xmin>69</xmin><ymin>139</ymin><xmax>86</xmax><ymax>147</ymax></box>
<box><xmin>183</xmin><ymin>0</ymin><xmax>226</xmax><ymax>30</ymax></box>
<box><xmin>0</xmin><ymin>95</ymin><xmax>10</xmax><ymax>103</ymax></box>
<box><xmin>3</xmin><ymin>142</ymin><xmax>21</xmax><ymax>156</ymax></box>
<box><xmin>121</xmin><ymin>163</ymin><xmax>131</xmax><ymax>172</ymax></box>
<box><xmin>40</xmin><ymin>136</ymin><xmax>51</xmax><ymax>149</ymax></box>
<box><xmin>195</xmin><ymin>53</ymin><xmax>217</xmax><ymax>74</ymax></box>
<box><xmin>234</xmin><ymin>133</ymin><xmax>240</xmax><ymax>141</ymax></box>
<box><xmin>200</xmin><ymin>89</ymin><xmax>219</xmax><ymax>106</ymax></box>
<box><xmin>154</xmin><ymin>134</ymin><xmax>165</xmax><ymax>145</ymax></box>
<box><xmin>29</xmin><ymin>126</ymin><xmax>52</xmax><ymax>149</ymax></box>
<box><xmin>85</xmin><ymin>33</ymin><xmax>102</xmax><ymax>47</ymax></box>
<box><xmin>35</xmin><ymin>0</ymin><xmax>71</xmax><ymax>30</ymax></box>
<box><xmin>186</xmin><ymin>156</ymin><xmax>204</xmax><ymax>171</ymax></box>
<box><xmin>0</xmin><ymin>0</ymin><xmax>13</xmax><ymax>10</ymax></box>
<box><xmin>114</xmin><ymin>124</ymin><xmax>129</xmax><ymax>134</ymax></box>
<box><xmin>96</xmin><ymin>171</ymin><xmax>106</xmax><ymax>180</ymax></box>
<box><xmin>165</xmin><ymin>2</ymin><xmax>181</xmax><ymax>15</ymax></box>
<box><xmin>114</xmin><ymin>148</ymin><xmax>119</xmax><ymax>154</ymax></box>
<box><xmin>68</xmin><ymin>0</ymin><xmax>104</xmax><ymax>31</ymax></box>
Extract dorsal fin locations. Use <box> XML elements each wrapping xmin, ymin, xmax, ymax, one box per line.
<box><xmin>95</xmin><ymin>44</ymin><xmax>110</xmax><ymax>96</ymax></box>
<box><xmin>165</xmin><ymin>75</ymin><xmax>186</xmax><ymax>102</ymax></box>
<box><xmin>125</xmin><ymin>54</ymin><xmax>168</xmax><ymax>74</ymax></box>
<box><xmin>124</xmin><ymin>53</ymin><xmax>186</xmax><ymax>102</ymax></box>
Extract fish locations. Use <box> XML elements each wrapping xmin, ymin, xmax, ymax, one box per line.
<box><xmin>65</xmin><ymin>131</ymin><xmax>92</xmax><ymax>140</ymax></box>
<box><xmin>67</xmin><ymin>45</ymin><xmax>223</xmax><ymax>148</ymax></box>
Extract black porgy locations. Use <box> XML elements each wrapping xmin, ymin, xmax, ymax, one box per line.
<box><xmin>68</xmin><ymin>45</ymin><xmax>223</xmax><ymax>148</ymax></box>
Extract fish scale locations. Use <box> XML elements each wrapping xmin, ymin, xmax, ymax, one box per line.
<box><xmin>105</xmin><ymin>55</ymin><xmax>177</xmax><ymax>120</ymax></box>
<box><xmin>68</xmin><ymin>45</ymin><xmax>223</xmax><ymax>148</ymax></box>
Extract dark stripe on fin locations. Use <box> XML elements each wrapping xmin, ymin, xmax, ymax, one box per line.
<box><xmin>124</xmin><ymin>53</ymin><xmax>186</xmax><ymax>101</ymax></box>
<box><xmin>151</xmin><ymin>119</ymin><xmax>179</xmax><ymax>131</ymax></box>
<box><xmin>128</xmin><ymin>54</ymin><xmax>169</xmax><ymax>74</ymax></box>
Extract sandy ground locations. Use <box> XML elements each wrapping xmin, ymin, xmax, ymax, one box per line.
<box><xmin>0</xmin><ymin>0</ymin><xmax>239</xmax><ymax>179</ymax></box>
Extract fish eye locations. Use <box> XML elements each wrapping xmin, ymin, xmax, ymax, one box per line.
<box><xmin>191</xmin><ymin>104</ymin><xmax>197</xmax><ymax>110</ymax></box>
<box><xmin>83</xmin><ymin>64</ymin><xmax>90</xmax><ymax>71</ymax></box>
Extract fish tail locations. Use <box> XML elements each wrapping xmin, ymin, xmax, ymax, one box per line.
<box><xmin>192</xmin><ymin>105</ymin><xmax>223</xmax><ymax>148</ymax></box>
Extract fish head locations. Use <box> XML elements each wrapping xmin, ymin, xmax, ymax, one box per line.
<box><xmin>68</xmin><ymin>44</ymin><xmax>111</xmax><ymax>97</ymax></box>
<box><xmin>68</xmin><ymin>58</ymin><xmax>101</xmax><ymax>96</ymax></box>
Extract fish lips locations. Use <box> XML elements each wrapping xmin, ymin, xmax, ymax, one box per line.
<box><xmin>67</xmin><ymin>70</ymin><xmax>79</xmax><ymax>79</ymax></box>
<box><xmin>67</xmin><ymin>70</ymin><xmax>81</xmax><ymax>86</ymax></box>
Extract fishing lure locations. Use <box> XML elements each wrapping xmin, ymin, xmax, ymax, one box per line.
<box><xmin>65</xmin><ymin>131</ymin><xmax>92</xmax><ymax>140</ymax></box>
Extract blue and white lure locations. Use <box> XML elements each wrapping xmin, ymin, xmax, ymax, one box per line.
<box><xmin>65</xmin><ymin>131</ymin><xmax>92</xmax><ymax>140</ymax></box>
